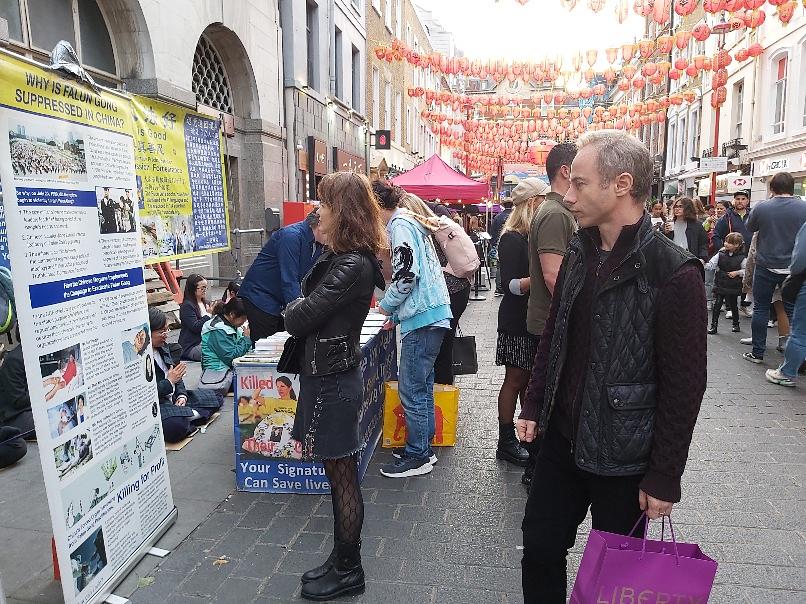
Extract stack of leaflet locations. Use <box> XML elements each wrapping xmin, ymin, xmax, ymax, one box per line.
<box><xmin>361</xmin><ymin>311</ymin><xmax>387</xmax><ymax>345</ymax></box>
<box><xmin>238</xmin><ymin>332</ymin><xmax>291</xmax><ymax>364</ymax></box>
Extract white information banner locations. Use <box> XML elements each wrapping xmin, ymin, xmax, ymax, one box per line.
<box><xmin>700</xmin><ymin>156</ymin><xmax>728</xmax><ymax>173</ymax></box>
<box><xmin>0</xmin><ymin>52</ymin><xmax>175</xmax><ymax>604</ymax></box>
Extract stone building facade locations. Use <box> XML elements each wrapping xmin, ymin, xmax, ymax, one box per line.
<box><xmin>0</xmin><ymin>0</ymin><xmax>285</xmax><ymax>276</ymax></box>
<box><xmin>279</xmin><ymin>0</ymin><xmax>368</xmax><ymax>203</ymax></box>
<box><xmin>366</xmin><ymin>0</ymin><xmax>445</xmax><ymax>179</ymax></box>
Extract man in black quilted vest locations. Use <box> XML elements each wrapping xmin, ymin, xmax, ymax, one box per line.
<box><xmin>516</xmin><ymin>130</ymin><xmax>707</xmax><ymax>603</ymax></box>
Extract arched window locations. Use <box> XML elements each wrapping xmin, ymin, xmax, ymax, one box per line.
<box><xmin>192</xmin><ymin>35</ymin><xmax>234</xmax><ymax>114</ymax></box>
<box><xmin>0</xmin><ymin>0</ymin><xmax>118</xmax><ymax>83</ymax></box>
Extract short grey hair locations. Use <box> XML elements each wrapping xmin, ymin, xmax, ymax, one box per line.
<box><xmin>577</xmin><ymin>130</ymin><xmax>653</xmax><ymax>203</ymax></box>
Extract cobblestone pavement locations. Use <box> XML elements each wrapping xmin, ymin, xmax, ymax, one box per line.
<box><xmin>116</xmin><ymin>296</ymin><xmax>806</xmax><ymax>602</ymax></box>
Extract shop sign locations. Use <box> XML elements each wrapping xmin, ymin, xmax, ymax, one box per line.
<box><xmin>700</xmin><ymin>156</ymin><xmax>728</xmax><ymax>172</ymax></box>
<box><xmin>333</xmin><ymin>148</ymin><xmax>366</xmax><ymax>174</ymax></box>
<box><xmin>309</xmin><ymin>137</ymin><xmax>327</xmax><ymax>175</ymax></box>
<box><xmin>752</xmin><ymin>151</ymin><xmax>806</xmax><ymax>177</ymax></box>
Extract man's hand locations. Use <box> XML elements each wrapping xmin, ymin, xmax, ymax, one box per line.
<box><xmin>639</xmin><ymin>489</ymin><xmax>673</xmax><ymax>519</ymax></box>
<box><xmin>516</xmin><ymin>419</ymin><xmax>538</xmax><ymax>443</ymax></box>
<box><xmin>167</xmin><ymin>362</ymin><xmax>187</xmax><ymax>385</ymax></box>
<box><xmin>382</xmin><ymin>318</ymin><xmax>395</xmax><ymax>331</ymax></box>
<box><xmin>377</xmin><ymin>306</ymin><xmax>390</xmax><ymax>316</ymax></box>
<box><xmin>175</xmin><ymin>395</ymin><xmax>187</xmax><ymax>407</ymax></box>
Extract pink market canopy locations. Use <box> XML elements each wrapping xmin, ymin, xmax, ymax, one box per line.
<box><xmin>390</xmin><ymin>154</ymin><xmax>489</xmax><ymax>203</ymax></box>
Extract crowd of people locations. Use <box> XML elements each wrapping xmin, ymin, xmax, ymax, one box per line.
<box><xmin>2</xmin><ymin>125</ymin><xmax>806</xmax><ymax>601</ymax></box>
<box><xmin>9</xmin><ymin>137</ymin><xmax>86</xmax><ymax>177</ymax></box>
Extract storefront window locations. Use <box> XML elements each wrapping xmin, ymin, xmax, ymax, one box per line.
<box><xmin>78</xmin><ymin>0</ymin><xmax>116</xmax><ymax>74</ymax></box>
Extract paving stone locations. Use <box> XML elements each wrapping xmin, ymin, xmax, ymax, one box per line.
<box><xmin>211</xmin><ymin>577</ymin><xmax>262</xmax><ymax>603</ymax></box>
<box><xmin>231</xmin><ymin>544</ymin><xmax>287</xmax><ymax>579</ymax></box>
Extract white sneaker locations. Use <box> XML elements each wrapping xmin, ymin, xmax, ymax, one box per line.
<box><xmin>765</xmin><ymin>368</ymin><xmax>795</xmax><ymax>387</ymax></box>
<box><xmin>725</xmin><ymin>311</ymin><xmax>733</xmax><ymax>320</ymax></box>
<box><xmin>740</xmin><ymin>337</ymin><xmax>752</xmax><ymax>345</ymax></box>
<box><xmin>768</xmin><ymin>320</ymin><xmax>775</xmax><ymax>328</ymax></box>
<box><xmin>739</xmin><ymin>306</ymin><xmax>753</xmax><ymax>318</ymax></box>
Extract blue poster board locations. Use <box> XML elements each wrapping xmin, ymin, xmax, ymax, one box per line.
<box><xmin>233</xmin><ymin>327</ymin><xmax>397</xmax><ymax>494</ymax></box>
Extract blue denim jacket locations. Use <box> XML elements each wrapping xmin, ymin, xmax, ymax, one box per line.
<box><xmin>379</xmin><ymin>209</ymin><xmax>451</xmax><ymax>335</ymax></box>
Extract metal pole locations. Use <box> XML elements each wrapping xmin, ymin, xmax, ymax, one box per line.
<box><xmin>710</xmin><ymin>33</ymin><xmax>725</xmax><ymax>210</ymax></box>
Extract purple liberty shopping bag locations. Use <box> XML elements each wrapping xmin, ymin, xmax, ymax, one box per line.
<box><xmin>570</xmin><ymin>514</ymin><xmax>717</xmax><ymax>604</ymax></box>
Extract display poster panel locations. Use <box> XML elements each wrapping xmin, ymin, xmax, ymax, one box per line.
<box><xmin>0</xmin><ymin>52</ymin><xmax>175</xmax><ymax>604</ymax></box>
<box><xmin>233</xmin><ymin>327</ymin><xmax>397</xmax><ymax>493</ymax></box>
<box><xmin>132</xmin><ymin>97</ymin><xmax>230</xmax><ymax>262</ymax></box>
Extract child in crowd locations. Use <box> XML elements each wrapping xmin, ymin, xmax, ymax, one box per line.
<box><xmin>200</xmin><ymin>297</ymin><xmax>252</xmax><ymax>396</ymax></box>
<box><xmin>706</xmin><ymin>232</ymin><xmax>747</xmax><ymax>335</ymax></box>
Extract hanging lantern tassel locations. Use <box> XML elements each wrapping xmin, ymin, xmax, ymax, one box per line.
<box><xmin>777</xmin><ymin>1</ymin><xmax>797</xmax><ymax>25</ymax></box>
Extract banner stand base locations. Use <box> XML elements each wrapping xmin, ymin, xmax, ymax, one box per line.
<box><xmin>93</xmin><ymin>506</ymin><xmax>178</xmax><ymax>604</ymax></box>
<box><xmin>147</xmin><ymin>547</ymin><xmax>171</xmax><ymax>558</ymax></box>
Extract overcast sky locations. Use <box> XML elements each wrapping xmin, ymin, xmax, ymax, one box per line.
<box><xmin>414</xmin><ymin>0</ymin><xmax>646</xmax><ymax>64</ymax></box>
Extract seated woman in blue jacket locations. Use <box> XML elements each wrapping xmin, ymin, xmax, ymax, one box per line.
<box><xmin>149</xmin><ymin>308</ymin><xmax>222</xmax><ymax>443</ymax></box>
<box><xmin>200</xmin><ymin>297</ymin><xmax>252</xmax><ymax>395</ymax></box>
<box><xmin>178</xmin><ymin>274</ymin><xmax>211</xmax><ymax>361</ymax></box>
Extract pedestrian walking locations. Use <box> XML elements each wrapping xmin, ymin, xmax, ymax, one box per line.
<box><xmin>285</xmin><ymin>172</ymin><xmax>387</xmax><ymax>601</ymax></box>
<box><xmin>398</xmin><ymin>194</ymin><xmax>471</xmax><ymax>386</ymax></box>
<box><xmin>494</xmin><ymin>179</ymin><xmax>548</xmax><ymax>467</ymax></box>
<box><xmin>373</xmin><ymin>180</ymin><xmax>452</xmax><ymax>478</ymax></box>
<box><xmin>743</xmin><ymin>172</ymin><xmax>806</xmax><ymax>364</ymax></box>
<box><xmin>664</xmin><ymin>197</ymin><xmax>709</xmax><ymax>262</ymax></box>
<box><xmin>523</xmin><ymin>144</ymin><xmax>578</xmax><ymax>487</ymax></box>
<box><xmin>766</xmin><ymin>221</ymin><xmax>806</xmax><ymax>387</ymax></box>
<box><xmin>517</xmin><ymin>130</ymin><xmax>707</xmax><ymax>603</ymax></box>
<box><xmin>706</xmin><ymin>232</ymin><xmax>746</xmax><ymax>334</ymax></box>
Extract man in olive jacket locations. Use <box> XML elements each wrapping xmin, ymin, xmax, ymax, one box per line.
<box><xmin>517</xmin><ymin>131</ymin><xmax>707</xmax><ymax>602</ymax></box>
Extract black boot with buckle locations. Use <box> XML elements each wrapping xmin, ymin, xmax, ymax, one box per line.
<box><xmin>496</xmin><ymin>421</ymin><xmax>530</xmax><ymax>466</ymax></box>
<box><xmin>300</xmin><ymin>539</ymin><xmax>364</xmax><ymax>601</ymax></box>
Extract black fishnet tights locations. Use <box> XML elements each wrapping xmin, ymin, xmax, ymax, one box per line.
<box><xmin>324</xmin><ymin>454</ymin><xmax>363</xmax><ymax>544</ymax></box>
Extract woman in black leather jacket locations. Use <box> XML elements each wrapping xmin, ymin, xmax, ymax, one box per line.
<box><xmin>285</xmin><ymin>171</ymin><xmax>386</xmax><ymax>601</ymax></box>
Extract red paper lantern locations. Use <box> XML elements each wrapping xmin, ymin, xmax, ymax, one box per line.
<box><xmin>656</xmin><ymin>110</ymin><xmax>667</xmax><ymax>122</ymax></box>
<box><xmin>652</xmin><ymin>0</ymin><xmax>671</xmax><ymax>24</ymax></box>
<box><xmin>621</xmin><ymin>43</ymin><xmax>636</xmax><ymax>62</ymax></box>
<box><xmin>674</xmin><ymin>0</ymin><xmax>697</xmax><ymax>16</ymax></box>
<box><xmin>593</xmin><ymin>84</ymin><xmax>607</xmax><ymax>96</ymax></box>
<box><xmin>747</xmin><ymin>42</ymin><xmax>764</xmax><ymax>57</ymax></box>
<box><xmin>729</xmin><ymin>15</ymin><xmax>746</xmax><ymax>31</ymax></box>
<box><xmin>650</xmin><ymin>73</ymin><xmax>664</xmax><ymax>85</ymax></box>
<box><xmin>712</xmin><ymin>68</ymin><xmax>729</xmax><ymax>89</ymax></box>
<box><xmin>692</xmin><ymin>21</ymin><xmax>711</xmax><ymax>42</ymax></box>
<box><xmin>735</xmin><ymin>48</ymin><xmax>749</xmax><ymax>62</ymax></box>
<box><xmin>710</xmin><ymin>86</ymin><xmax>728</xmax><ymax>108</ymax></box>
<box><xmin>714</xmin><ymin>50</ymin><xmax>733</xmax><ymax>69</ymax></box>
<box><xmin>685</xmin><ymin>64</ymin><xmax>699</xmax><ymax>77</ymax></box>
<box><xmin>745</xmin><ymin>0</ymin><xmax>764</xmax><ymax>6</ymax></box>
<box><xmin>777</xmin><ymin>1</ymin><xmax>796</xmax><ymax>25</ymax></box>
<box><xmin>657</xmin><ymin>35</ymin><xmax>674</xmax><ymax>54</ymax></box>
<box><xmin>623</xmin><ymin>64</ymin><xmax>638</xmax><ymax>79</ymax></box>
<box><xmin>606</xmin><ymin>47</ymin><xmax>619</xmax><ymax>64</ymax></box>
<box><xmin>745</xmin><ymin>8</ymin><xmax>766</xmax><ymax>27</ymax></box>
<box><xmin>374</xmin><ymin>47</ymin><xmax>386</xmax><ymax>60</ymax></box>
<box><xmin>669</xmin><ymin>68</ymin><xmax>682</xmax><ymax>80</ymax></box>
<box><xmin>725</xmin><ymin>0</ymin><xmax>746</xmax><ymax>10</ymax></box>
<box><xmin>670</xmin><ymin>93</ymin><xmax>684</xmax><ymax>105</ymax></box>
<box><xmin>638</xmin><ymin>39</ymin><xmax>655</xmax><ymax>59</ymax></box>
<box><xmin>604</xmin><ymin>67</ymin><xmax>617</xmax><ymax>83</ymax></box>
<box><xmin>682</xmin><ymin>90</ymin><xmax>696</xmax><ymax>104</ymax></box>
<box><xmin>703</xmin><ymin>0</ymin><xmax>725</xmax><ymax>13</ymax></box>
<box><xmin>674</xmin><ymin>57</ymin><xmax>689</xmax><ymax>70</ymax></box>
<box><xmin>634</xmin><ymin>0</ymin><xmax>653</xmax><ymax>17</ymax></box>
<box><xmin>642</xmin><ymin>62</ymin><xmax>658</xmax><ymax>77</ymax></box>
<box><xmin>617</xmin><ymin>78</ymin><xmax>631</xmax><ymax>92</ymax></box>
<box><xmin>694</xmin><ymin>55</ymin><xmax>707</xmax><ymax>70</ymax></box>
<box><xmin>675</xmin><ymin>31</ymin><xmax>692</xmax><ymax>51</ymax></box>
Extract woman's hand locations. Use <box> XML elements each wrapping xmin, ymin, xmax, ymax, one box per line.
<box><xmin>175</xmin><ymin>395</ymin><xmax>187</xmax><ymax>407</ymax></box>
<box><xmin>242</xmin><ymin>323</ymin><xmax>251</xmax><ymax>339</ymax></box>
<box><xmin>664</xmin><ymin>220</ymin><xmax>674</xmax><ymax>234</ymax></box>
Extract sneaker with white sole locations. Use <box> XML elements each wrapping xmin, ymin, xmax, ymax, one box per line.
<box><xmin>742</xmin><ymin>352</ymin><xmax>763</xmax><ymax>364</ymax></box>
<box><xmin>740</xmin><ymin>337</ymin><xmax>752</xmax><ymax>345</ymax></box>
<box><xmin>380</xmin><ymin>456</ymin><xmax>433</xmax><ymax>478</ymax></box>
<box><xmin>765</xmin><ymin>368</ymin><xmax>796</xmax><ymax>387</ymax></box>
<box><xmin>392</xmin><ymin>448</ymin><xmax>437</xmax><ymax>465</ymax></box>
<box><xmin>777</xmin><ymin>335</ymin><xmax>789</xmax><ymax>352</ymax></box>
<box><xmin>739</xmin><ymin>306</ymin><xmax>753</xmax><ymax>318</ymax></box>
<box><xmin>725</xmin><ymin>311</ymin><xmax>733</xmax><ymax>320</ymax></box>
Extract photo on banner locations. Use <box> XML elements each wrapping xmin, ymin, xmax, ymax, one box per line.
<box><xmin>0</xmin><ymin>51</ymin><xmax>176</xmax><ymax>604</ymax></box>
<box><xmin>132</xmin><ymin>97</ymin><xmax>231</xmax><ymax>263</ymax></box>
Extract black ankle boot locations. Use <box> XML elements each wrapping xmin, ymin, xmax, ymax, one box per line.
<box><xmin>496</xmin><ymin>421</ymin><xmax>530</xmax><ymax>467</ymax></box>
<box><xmin>707</xmin><ymin>324</ymin><xmax>717</xmax><ymax>335</ymax></box>
<box><xmin>301</xmin><ymin>540</ymin><xmax>364</xmax><ymax>601</ymax></box>
<box><xmin>732</xmin><ymin>323</ymin><xmax>740</xmax><ymax>333</ymax></box>
<box><xmin>301</xmin><ymin>548</ymin><xmax>336</xmax><ymax>583</ymax></box>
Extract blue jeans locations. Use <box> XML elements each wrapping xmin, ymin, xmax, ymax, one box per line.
<box><xmin>751</xmin><ymin>267</ymin><xmax>794</xmax><ymax>358</ymax></box>
<box><xmin>779</xmin><ymin>281</ymin><xmax>806</xmax><ymax>378</ymax></box>
<box><xmin>398</xmin><ymin>326</ymin><xmax>446</xmax><ymax>459</ymax></box>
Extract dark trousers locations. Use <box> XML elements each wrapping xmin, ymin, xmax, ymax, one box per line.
<box><xmin>433</xmin><ymin>286</ymin><xmax>471</xmax><ymax>385</ymax></box>
<box><xmin>712</xmin><ymin>293</ymin><xmax>739</xmax><ymax>326</ymax></box>
<box><xmin>521</xmin><ymin>426</ymin><xmax>644</xmax><ymax>603</ymax></box>
<box><xmin>0</xmin><ymin>426</ymin><xmax>28</xmax><ymax>468</ymax></box>
<box><xmin>241</xmin><ymin>297</ymin><xmax>283</xmax><ymax>344</ymax></box>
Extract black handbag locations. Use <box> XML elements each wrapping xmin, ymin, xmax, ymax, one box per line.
<box><xmin>452</xmin><ymin>326</ymin><xmax>478</xmax><ymax>375</ymax></box>
<box><xmin>781</xmin><ymin>272</ymin><xmax>806</xmax><ymax>304</ymax></box>
<box><xmin>277</xmin><ymin>336</ymin><xmax>302</xmax><ymax>375</ymax></box>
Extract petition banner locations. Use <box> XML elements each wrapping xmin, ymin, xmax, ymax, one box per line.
<box><xmin>132</xmin><ymin>97</ymin><xmax>230</xmax><ymax>262</ymax></box>
<box><xmin>0</xmin><ymin>51</ymin><xmax>175</xmax><ymax>604</ymax></box>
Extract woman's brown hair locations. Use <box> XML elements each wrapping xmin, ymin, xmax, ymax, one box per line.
<box><xmin>674</xmin><ymin>197</ymin><xmax>698</xmax><ymax>222</ymax></box>
<box><xmin>317</xmin><ymin>172</ymin><xmax>386</xmax><ymax>255</ymax></box>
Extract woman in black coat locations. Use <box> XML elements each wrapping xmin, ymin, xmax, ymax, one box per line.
<box><xmin>665</xmin><ymin>196</ymin><xmax>709</xmax><ymax>262</ymax></box>
<box><xmin>285</xmin><ymin>172</ymin><xmax>386</xmax><ymax>601</ymax></box>
<box><xmin>178</xmin><ymin>274</ymin><xmax>211</xmax><ymax>361</ymax></box>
